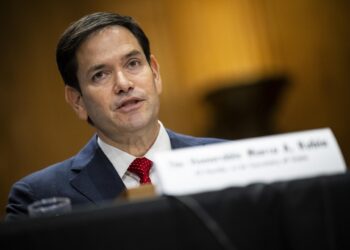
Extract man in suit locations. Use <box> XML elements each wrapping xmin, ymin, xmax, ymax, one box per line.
<box><xmin>6</xmin><ymin>12</ymin><xmax>223</xmax><ymax>221</ymax></box>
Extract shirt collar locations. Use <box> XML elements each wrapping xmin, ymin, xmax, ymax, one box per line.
<box><xmin>97</xmin><ymin>121</ymin><xmax>171</xmax><ymax>179</ymax></box>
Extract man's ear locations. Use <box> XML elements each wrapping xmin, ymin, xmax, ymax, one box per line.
<box><xmin>150</xmin><ymin>55</ymin><xmax>162</xmax><ymax>94</ymax></box>
<box><xmin>64</xmin><ymin>85</ymin><xmax>88</xmax><ymax>121</ymax></box>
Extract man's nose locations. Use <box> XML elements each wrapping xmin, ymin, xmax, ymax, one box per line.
<box><xmin>114</xmin><ymin>70</ymin><xmax>134</xmax><ymax>94</ymax></box>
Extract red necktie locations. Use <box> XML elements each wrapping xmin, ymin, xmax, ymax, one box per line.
<box><xmin>127</xmin><ymin>157</ymin><xmax>153</xmax><ymax>184</ymax></box>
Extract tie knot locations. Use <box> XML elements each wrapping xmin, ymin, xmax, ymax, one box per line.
<box><xmin>128</xmin><ymin>157</ymin><xmax>153</xmax><ymax>184</ymax></box>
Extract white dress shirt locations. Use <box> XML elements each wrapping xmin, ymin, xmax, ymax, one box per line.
<box><xmin>97</xmin><ymin>122</ymin><xmax>171</xmax><ymax>189</ymax></box>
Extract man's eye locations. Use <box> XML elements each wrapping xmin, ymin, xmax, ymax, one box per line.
<box><xmin>127</xmin><ymin>59</ymin><xmax>141</xmax><ymax>69</ymax></box>
<box><xmin>92</xmin><ymin>71</ymin><xmax>107</xmax><ymax>82</ymax></box>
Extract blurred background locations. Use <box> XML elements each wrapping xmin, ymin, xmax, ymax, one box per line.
<box><xmin>0</xmin><ymin>0</ymin><xmax>349</xmax><ymax>220</ymax></box>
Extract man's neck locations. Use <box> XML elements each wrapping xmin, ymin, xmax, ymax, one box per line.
<box><xmin>97</xmin><ymin>122</ymin><xmax>160</xmax><ymax>157</ymax></box>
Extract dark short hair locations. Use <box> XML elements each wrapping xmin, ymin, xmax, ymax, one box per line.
<box><xmin>56</xmin><ymin>12</ymin><xmax>151</xmax><ymax>92</ymax></box>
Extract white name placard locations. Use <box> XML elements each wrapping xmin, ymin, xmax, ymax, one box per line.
<box><xmin>154</xmin><ymin>128</ymin><xmax>347</xmax><ymax>195</ymax></box>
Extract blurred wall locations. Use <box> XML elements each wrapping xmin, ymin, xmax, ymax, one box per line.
<box><xmin>0</xmin><ymin>0</ymin><xmax>349</xmax><ymax>219</ymax></box>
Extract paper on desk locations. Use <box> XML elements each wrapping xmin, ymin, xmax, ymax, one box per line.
<box><xmin>154</xmin><ymin>128</ymin><xmax>347</xmax><ymax>195</ymax></box>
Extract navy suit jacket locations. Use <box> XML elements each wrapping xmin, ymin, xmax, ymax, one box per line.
<box><xmin>6</xmin><ymin>129</ymin><xmax>224</xmax><ymax>221</ymax></box>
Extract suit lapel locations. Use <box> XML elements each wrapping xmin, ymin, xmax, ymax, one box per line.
<box><xmin>70</xmin><ymin>136</ymin><xmax>125</xmax><ymax>203</ymax></box>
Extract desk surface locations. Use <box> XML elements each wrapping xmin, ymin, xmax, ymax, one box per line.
<box><xmin>1</xmin><ymin>173</ymin><xmax>350</xmax><ymax>250</ymax></box>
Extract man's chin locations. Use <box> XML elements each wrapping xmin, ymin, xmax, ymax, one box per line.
<box><xmin>120</xmin><ymin>117</ymin><xmax>158</xmax><ymax>133</ymax></box>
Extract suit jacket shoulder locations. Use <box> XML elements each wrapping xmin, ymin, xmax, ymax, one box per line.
<box><xmin>6</xmin><ymin>136</ymin><xmax>124</xmax><ymax>221</ymax></box>
<box><xmin>167</xmin><ymin>129</ymin><xmax>226</xmax><ymax>149</ymax></box>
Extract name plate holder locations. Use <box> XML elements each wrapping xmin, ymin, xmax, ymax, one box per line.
<box><xmin>154</xmin><ymin>128</ymin><xmax>347</xmax><ymax>195</ymax></box>
<box><xmin>118</xmin><ymin>184</ymin><xmax>157</xmax><ymax>201</ymax></box>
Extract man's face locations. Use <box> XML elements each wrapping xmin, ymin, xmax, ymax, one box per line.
<box><xmin>66</xmin><ymin>25</ymin><xmax>162</xmax><ymax>142</ymax></box>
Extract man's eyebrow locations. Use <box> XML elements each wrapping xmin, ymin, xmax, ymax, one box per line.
<box><xmin>122</xmin><ymin>50</ymin><xmax>143</xmax><ymax>61</ymax></box>
<box><xmin>87</xmin><ymin>64</ymin><xmax>106</xmax><ymax>76</ymax></box>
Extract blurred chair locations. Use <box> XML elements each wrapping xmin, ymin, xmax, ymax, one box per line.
<box><xmin>204</xmin><ymin>74</ymin><xmax>289</xmax><ymax>139</ymax></box>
